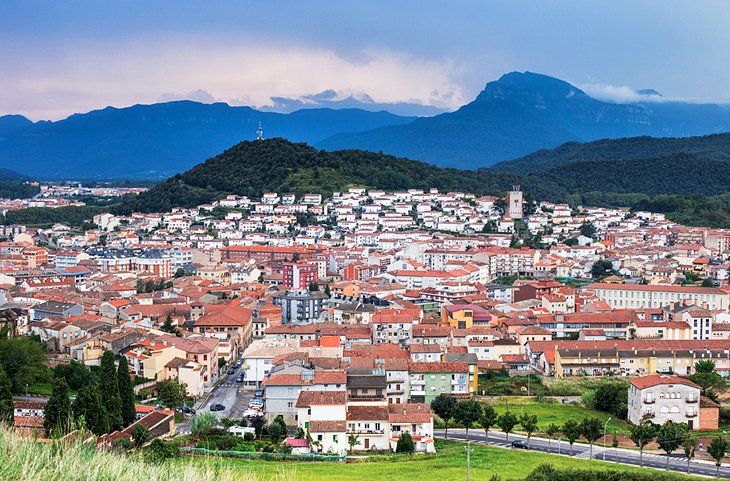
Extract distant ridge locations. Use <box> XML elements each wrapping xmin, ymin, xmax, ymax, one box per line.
<box><xmin>318</xmin><ymin>71</ymin><xmax>730</xmax><ymax>168</ymax></box>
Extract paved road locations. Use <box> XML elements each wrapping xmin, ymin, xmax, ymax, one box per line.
<box><xmin>436</xmin><ymin>429</ymin><xmax>730</xmax><ymax>478</ymax></box>
<box><xmin>176</xmin><ymin>365</ymin><xmax>255</xmax><ymax>434</ymax></box>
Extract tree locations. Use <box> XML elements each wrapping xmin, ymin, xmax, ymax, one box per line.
<box><xmin>131</xmin><ymin>424</ymin><xmax>149</xmax><ymax>448</ymax></box>
<box><xmin>396</xmin><ymin>431</ymin><xmax>414</xmax><ymax>453</ymax></box>
<box><xmin>545</xmin><ymin>423</ymin><xmax>559</xmax><ymax>452</ymax></box>
<box><xmin>249</xmin><ymin>414</ymin><xmax>265</xmax><ymax>438</ymax></box>
<box><xmin>681</xmin><ymin>433</ymin><xmax>698</xmax><ymax>474</ymax></box>
<box><xmin>453</xmin><ymin>399</ymin><xmax>482</xmax><ymax>440</ymax></box>
<box><xmin>708</xmin><ymin>436</ymin><xmax>729</xmax><ymax>478</ymax></box>
<box><xmin>347</xmin><ymin>433</ymin><xmax>360</xmax><ymax>454</ymax></box>
<box><xmin>190</xmin><ymin>411</ymin><xmax>218</xmax><ymax>435</ymax></box>
<box><xmin>497</xmin><ymin>411</ymin><xmax>518</xmax><ymax>442</ymax></box>
<box><xmin>630</xmin><ymin>421</ymin><xmax>657</xmax><ymax>467</ymax></box>
<box><xmin>702</xmin><ymin>278</ymin><xmax>716</xmax><ymax>287</ymax></box>
<box><xmin>581</xmin><ymin>417</ymin><xmax>603</xmax><ymax>460</ymax></box>
<box><xmin>161</xmin><ymin>314</ymin><xmax>179</xmax><ymax>335</ymax></box>
<box><xmin>519</xmin><ymin>413</ymin><xmax>539</xmax><ymax>448</ymax></box>
<box><xmin>308</xmin><ymin>282</ymin><xmax>319</xmax><ymax>292</ymax></box>
<box><xmin>657</xmin><ymin>421</ymin><xmax>685</xmax><ymax>470</ymax></box>
<box><xmin>73</xmin><ymin>384</ymin><xmax>108</xmax><ymax>435</ymax></box>
<box><xmin>0</xmin><ymin>365</ymin><xmax>13</xmax><ymax>426</ymax></box>
<box><xmin>593</xmin><ymin>382</ymin><xmax>628</xmax><ymax>419</ymax></box>
<box><xmin>431</xmin><ymin>394</ymin><xmax>456</xmax><ymax>439</ymax></box>
<box><xmin>480</xmin><ymin>404</ymin><xmax>498</xmax><ymax>440</ymax></box>
<box><xmin>156</xmin><ymin>379</ymin><xmax>186</xmax><ymax>408</ymax></box>
<box><xmin>117</xmin><ymin>357</ymin><xmax>136</xmax><ymax>427</ymax></box>
<box><xmin>562</xmin><ymin>419</ymin><xmax>581</xmax><ymax>455</ymax></box>
<box><xmin>612</xmin><ymin>432</ymin><xmax>619</xmax><ymax>457</ymax></box>
<box><xmin>324</xmin><ymin>284</ymin><xmax>331</xmax><ymax>297</ymax></box>
<box><xmin>579</xmin><ymin>221</ymin><xmax>597</xmax><ymax>239</ymax></box>
<box><xmin>44</xmin><ymin>378</ymin><xmax>72</xmax><ymax>436</ymax></box>
<box><xmin>100</xmin><ymin>350</ymin><xmax>123</xmax><ymax>432</ymax></box>
<box><xmin>268</xmin><ymin>415</ymin><xmax>287</xmax><ymax>442</ymax></box>
<box><xmin>689</xmin><ymin>360</ymin><xmax>727</xmax><ymax>403</ymax></box>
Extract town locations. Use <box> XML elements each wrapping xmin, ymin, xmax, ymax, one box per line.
<box><xmin>1</xmin><ymin>184</ymin><xmax>729</xmax><ymax>477</ymax></box>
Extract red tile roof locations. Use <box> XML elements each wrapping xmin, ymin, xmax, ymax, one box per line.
<box><xmin>629</xmin><ymin>375</ymin><xmax>700</xmax><ymax>390</ymax></box>
<box><xmin>295</xmin><ymin>390</ymin><xmax>346</xmax><ymax>408</ymax></box>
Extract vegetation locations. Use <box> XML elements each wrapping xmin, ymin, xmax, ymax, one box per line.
<box><xmin>0</xmin><ymin>327</ymin><xmax>49</xmax><ymax>392</ymax></box>
<box><xmin>630</xmin><ymin>421</ymin><xmax>658</xmax><ymax>467</ymax></box>
<box><xmin>707</xmin><ymin>437</ymin><xmax>728</xmax><ymax>478</ymax></box>
<box><xmin>0</xmin><ymin>181</ymin><xmax>40</xmax><ymax>199</ymax></box>
<box><xmin>497</xmin><ymin>411</ymin><xmax>519</xmax><ymax>442</ymax></box>
<box><xmin>431</xmin><ymin>394</ymin><xmax>456</xmax><ymax>439</ymax></box>
<box><xmin>118</xmin><ymin>357</ymin><xmax>137</xmax><ymax>426</ymax></box>
<box><xmin>396</xmin><ymin>431</ymin><xmax>415</xmax><ymax>453</ymax></box>
<box><xmin>44</xmin><ymin>377</ymin><xmax>72</xmax><ymax>436</ymax></box>
<box><xmin>0</xmin><ymin>365</ymin><xmax>13</xmax><ymax>425</ymax></box>
<box><xmin>191</xmin><ymin>412</ymin><xmax>219</xmax><ymax>436</ymax></box>
<box><xmin>100</xmin><ymin>350</ymin><xmax>124</xmax><ymax>432</ymax></box>
<box><xmin>73</xmin><ymin>384</ymin><xmax>108</xmax><ymax>435</ymax></box>
<box><xmin>452</xmin><ymin>398</ymin><xmax>482</xmax><ymax>440</ymax></box>
<box><xmin>156</xmin><ymin>379</ymin><xmax>187</xmax><ymax>408</ymax></box>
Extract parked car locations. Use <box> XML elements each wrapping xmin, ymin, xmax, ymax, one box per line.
<box><xmin>243</xmin><ymin>408</ymin><xmax>263</xmax><ymax>418</ymax></box>
<box><xmin>511</xmin><ymin>440</ymin><xmax>529</xmax><ymax>450</ymax></box>
<box><xmin>227</xmin><ymin>368</ymin><xmax>236</xmax><ymax>375</ymax></box>
<box><xmin>209</xmin><ymin>403</ymin><xmax>225</xmax><ymax>412</ymax></box>
<box><xmin>177</xmin><ymin>405</ymin><xmax>196</xmax><ymax>414</ymax></box>
<box><xmin>235</xmin><ymin>375</ymin><xmax>244</xmax><ymax>383</ymax></box>
<box><xmin>255</xmin><ymin>389</ymin><xmax>264</xmax><ymax>398</ymax></box>
<box><xmin>235</xmin><ymin>359</ymin><xmax>243</xmax><ymax>366</ymax></box>
<box><xmin>248</xmin><ymin>398</ymin><xmax>264</xmax><ymax>409</ymax></box>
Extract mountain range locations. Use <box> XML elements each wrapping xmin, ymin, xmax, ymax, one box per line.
<box><xmin>3</xmin><ymin>71</ymin><xmax>730</xmax><ymax>177</ymax></box>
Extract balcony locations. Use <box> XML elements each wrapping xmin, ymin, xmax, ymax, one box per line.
<box><xmin>642</xmin><ymin>412</ymin><xmax>655</xmax><ymax>419</ymax></box>
<box><xmin>686</xmin><ymin>397</ymin><xmax>698</xmax><ymax>403</ymax></box>
<box><xmin>643</xmin><ymin>398</ymin><xmax>655</xmax><ymax>404</ymax></box>
<box><xmin>411</xmin><ymin>379</ymin><xmax>426</xmax><ymax>385</ymax></box>
<box><xmin>348</xmin><ymin>429</ymin><xmax>385</xmax><ymax>435</ymax></box>
<box><xmin>686</xmin><ymin>411</ymin><xmax>697</xmax><ymax>418</ymax></box>
<box><xmin>348</xmin><ymin>394</ymin><xmax>385</xmax><ymax>402</ymax></box>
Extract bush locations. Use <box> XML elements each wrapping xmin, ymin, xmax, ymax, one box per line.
<box><xmin>190</xmin><ymin>412</ymin><xmax>218</xmax><ymax>435</ymax></box>
<box><xmin>396</xmin><ymin>431</ymin><xmax>415</xmax><ymax>453</ymax></box>
<box><xmin>195</xmin><ymin>435</ymin><xmax>239</xmax><ymax>451</ymax></box>
<box><xmin>235</xmin><ymin>442</ymin><xmax>256</xmax><ymax>452</ymax></box>
<box><xmin>243</xmin><ymin>432</ymin><xmax>254</xmax><ymax>442</ymax></box>
<box><xmin>112</xmin><ymin>437</ymin><xmax>132</xmax><ymax>453</ymax></box>
<box><xmin>144</xmin><ymin>439</ymin><xmax>179</xmax><ymax>463</ymax></box>
<box><xmin>524</xmin><ymin>464</ymin><xmax>690</xmax><ymax>481</ymax></box>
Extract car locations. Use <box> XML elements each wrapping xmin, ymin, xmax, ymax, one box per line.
<box><xmin>227</xmin><ymin>368</ymin><xmax>236</xmax><ymax>375</ymax></box>
<box><xmin>243</xmin><ymin>408</ymin><xmax>263</xmax><ymax>418</ymax></box>
<box><xmin>254</xmin><ymin>389</ymin><xmax>264</xmax><ymax>398</ymax></box>
<box><xmin>209</xmin><ymin>403</ymin><xmax>225</xmax><ymax>412</ymax></box>
<box><xmin>235</xmin><ymin>359</ymin><xmax>243</xmax><ymax>366</ymax></box>
<box><xmin>236</xmin><ymin>375</ymin><xmax>244</xmax><ymax>382</ymax></box>
<box><xmin>511</xmin><ymin>440</ymin><xmax>529</xmax><ymax>449</ymax></box>
<box><xmin>248</xmin><ymin>398</ymin><xmax>264</xmax><ymax>409</ymax></box>
<box><xmin>177</xmin><ymin>405</ymin><xmax>196</xmax><ymax>414</ymax></box>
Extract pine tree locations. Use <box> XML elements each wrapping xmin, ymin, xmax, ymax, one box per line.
<box><xmin>0</xmin><ymin>365</ymin><xmax>14</xmax><ymax>426</ymax></box>
<box><xmin>117</xmin><ymin>357</ymin><xmax>136</xmax><ymax>427</ymax></box>
<box><xmin>44</xmin><ymin>378</ymin><xmax>71</xmax><ymax>436</ymax></box>
<box><xmin>100</xmin><ymin>350</ymin><xmax>123</xmax><ymax>432</ymax></box>
<box><xmin>74</xmin><ymin>384</ymin><xmax>108</xmax><ymax>435</ymax></box>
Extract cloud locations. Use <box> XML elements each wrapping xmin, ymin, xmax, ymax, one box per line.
<box><xmin>578</xmin><ymin>83</ymin><xmax>695</xmax><ymax>104</ymax></box>
<box><xmin>0</xmin><ymin>37</ymin><xmax>464</xmax><ymax>120</ymax></box>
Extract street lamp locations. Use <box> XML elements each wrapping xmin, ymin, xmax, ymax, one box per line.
<box><xmin>603</xmin><ymin>417</ymin><xmax>611</xmax><ymax>461</ymax></box>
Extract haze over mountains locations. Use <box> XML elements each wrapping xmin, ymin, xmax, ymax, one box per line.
<box><xmin>2</xmin><ymin>71</ymin><xmax>730</xmax><ymax>178</ymax></box>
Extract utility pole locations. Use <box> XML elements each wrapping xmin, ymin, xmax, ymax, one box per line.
<box><xmin>466</xmin><ymin>440</ymin><xmax>471</xmax><ymax>481</ymax></box>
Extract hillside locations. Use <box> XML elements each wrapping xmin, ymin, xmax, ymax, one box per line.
<box><xmin>0</xmin><ymin>101</ymin><xmax>413</xmax><ymax>179</ymax></box>
<box><xmin>318</xmin><ymin>72</ymin><xmax>730</xmax><ymax>168</ymax></box>
<box><xmin>115</xmin><ymin>138</ymin><xmax>730</xmax><ymax>220</ymax></box>
<box><xmin>492</xmin><ymin>133</ymin><xmax>730</xmax><ymax>173</ymax></box>
<box><xmin>115</xmin><ymin>138</ymin><xmax>522</xmax><ymax>214</ymax></box>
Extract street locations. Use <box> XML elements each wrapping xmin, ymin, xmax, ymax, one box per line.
<box><xmin>176</xmin><ymin>364</ymin><xmax>255</xmax><ymax>433</ymax></box>
<box><xmin>435</xmin><ymin>429</ymin><xmax>730</xmax><ymax>478</ymax></box>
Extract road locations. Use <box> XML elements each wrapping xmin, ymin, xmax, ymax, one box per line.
<box><xmin>435</xmin><ymin>429</ymin><xmax>730</xmax><ymax>478</ymax></box>
<box><xmin>176</xmin><ymin>364</ymin><xmax>255</xmax><ymax>433</ymax></box>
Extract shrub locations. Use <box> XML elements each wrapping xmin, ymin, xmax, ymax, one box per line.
<box><xmin>144</xmin><ymin>439</ymin><xmax>179</xmax><ymax>463</ymax></box>
<box><xmin>243</xmin><ymin>432</ymin><xmax>254</xmax><ymax>442</ymax></box>
<box><xmin>396</xmin><ymin>431</ymin><xmax>415</xmax><ymax>453</ymax></box>
<box><xmin>190</xmin><ymin>412</ymin><xmax>218</xmax><ymax>436</ymax></box>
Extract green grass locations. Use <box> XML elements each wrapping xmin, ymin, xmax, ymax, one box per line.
<box><xmin>490</xmin><ymin>397</ymin><xmax>631</xmax><ymax>435</ymax></box>
<box><xmin>25</xmin><ymin>382</ymin><xmax>79</xmax><ymax>397</ymax></box>
<box><xmin>177</xmin><ymin>439</ymin><xmax>701</xmax><ymax>481</ymax></box>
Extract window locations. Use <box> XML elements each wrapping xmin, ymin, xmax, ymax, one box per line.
<box><xmin>287</xmin><ymin>402</ymin><xmax>293</xmax><ymax>408</ymax></box>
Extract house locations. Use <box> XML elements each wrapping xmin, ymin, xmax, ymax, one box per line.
<box><xmin>408</xmin><ymin>361</ymin><xmax>470</xmax><ymax>403</ymax></box>
<box><xmin>627</xmin><ymin>375</ymin><xmax>714</xmax><ymax>430</ymax></box>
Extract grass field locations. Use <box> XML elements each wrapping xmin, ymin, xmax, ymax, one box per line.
<box><xmin>489</xmin><ymin>397</ymin><xmax>632</xmax><ymax>435</ymax></box>
<box><xmin>179</xmin><ymin>439</ymin><xmax>701</xmax><ymax>481</ymax></box>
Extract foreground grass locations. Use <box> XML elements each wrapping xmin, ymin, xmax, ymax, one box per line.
<box><xmin>0</xmin><ymin>429</ymin><xmax>259</xmax><ymax>481</ymax></box>
<box><xmin>177</xmin><ymin>440</ymin><xmax>700</xmax><ymax>481</ymax></box>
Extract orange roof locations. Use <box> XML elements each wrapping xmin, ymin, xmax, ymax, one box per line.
<box><xmin>629</xmin><ymin>375</ymin><xmax>700</xmax><ymax>390</ymax></box>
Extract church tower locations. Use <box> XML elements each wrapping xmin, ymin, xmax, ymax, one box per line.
<box><xmin>506</xmin><ymin>184</ymin><xmax>524</xmax><ymax>219</ymax></box>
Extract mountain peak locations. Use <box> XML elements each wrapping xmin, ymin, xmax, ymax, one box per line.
<box><xmin>476</xmin><ymin>71</ymin><xmax>587</xmax><ymax>104</ymax></box>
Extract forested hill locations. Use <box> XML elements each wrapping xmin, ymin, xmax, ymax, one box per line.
<box><xmin>115</xmin><ymin>138</ymin><xmax>730</xmax><ymax>217</ymax></box>
<box><xmin>491</xmin><ymin>133</ymin><xmax>730</xmax><ymax>173</ymax></box>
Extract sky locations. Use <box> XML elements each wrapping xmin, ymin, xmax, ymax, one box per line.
<box><xmin>2</xmin><ymin>0</ymin><xmax>730</xmax><ymax>121</ymax></box>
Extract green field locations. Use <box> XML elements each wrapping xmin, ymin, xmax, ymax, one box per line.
<box><xmin>490</xmin><ymin>397</ymin><xmax>632</xmax><ymax>435</ymax></box>
<box><xmin>179</xmin><ymin>440</ymin><xmax>700</xmax><ymax>481</ymax></box>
